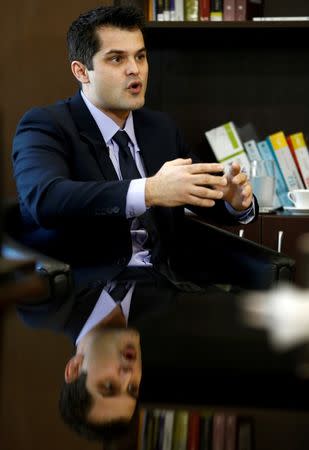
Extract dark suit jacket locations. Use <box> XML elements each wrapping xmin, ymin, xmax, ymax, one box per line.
<box><xmin>13</xmin><ymin>91</ymin><xmax>246</xmax><ymax>285</ymax></box>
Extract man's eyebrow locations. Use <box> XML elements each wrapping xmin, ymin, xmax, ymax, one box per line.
<box><xmin>105</xmin><ymin>47</ymin><xmax>147</xmax><ymax>55</ymax></box>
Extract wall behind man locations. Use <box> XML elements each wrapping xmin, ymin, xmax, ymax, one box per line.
<box><xmin>0</xmin><ymin>2</ymin><xmax>112</xmax><ymax>448</ymax></box>
<box><xmin>0</xmin><ymin>0</ymin><xmax>112</xmax><ymax>199</ymax></box>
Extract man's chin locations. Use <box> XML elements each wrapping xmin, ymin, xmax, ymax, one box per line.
<box><xmin>125</xmin><ymin>97</ymin><xmax>145</xmax><ymax>111</ymax></box>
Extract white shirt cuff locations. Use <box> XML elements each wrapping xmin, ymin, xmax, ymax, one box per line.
<box><xmin>126</xmin><ymin>178</ymin><xmax>147</xmax><ymax>218</ymax></box>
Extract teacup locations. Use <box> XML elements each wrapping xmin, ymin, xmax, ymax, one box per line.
<box><xmin>287</xmin><ymin>189</ymin><xmax>309</xmax><ymax>209</ymax></box>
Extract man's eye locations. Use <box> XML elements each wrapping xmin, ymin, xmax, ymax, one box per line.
<box><xmin>103</xmin><ymin>381</ymin><xmax>115</xmax><ymax>393</ymax></box>
<box><xmin>128</xmin><ymin>383</ymin><xmax>139</xmax><ymax>398</ymax></box>
<box><xmin>136</xmin><ymin>53</ymin><xmax>146</xmax><ymax>61</ymax></box>
<box><xmin>111</xmin><ymin>56</ymin><xmax>122</xmax><ymax>63</ymax></box>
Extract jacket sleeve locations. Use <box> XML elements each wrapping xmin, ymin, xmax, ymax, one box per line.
<box><xmin>12</xmin><ymin>107</ymin><xmax>131</xmax><ymax>228</ymax></box>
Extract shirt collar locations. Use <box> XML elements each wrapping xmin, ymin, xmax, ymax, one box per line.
<box><xmin>80</xmin><ymin>90</ymin><xmax>139</xmax><ymax>149</ymax></box>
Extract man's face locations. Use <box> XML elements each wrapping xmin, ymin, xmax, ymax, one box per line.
<box><xmin>84</xmin><ymin>26</ymin><xmax>148</xmax><ymax>124</ymax></box>
<box><xmin>82</xmin><ymin>328</ymin><xmax>142</xmax><ymax>423</ymax></box>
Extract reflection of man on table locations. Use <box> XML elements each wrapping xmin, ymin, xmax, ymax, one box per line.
<box><xmin>13</xmin><ymin>4</ymin><xmax>257</xmax><ymax>442</ymax></box>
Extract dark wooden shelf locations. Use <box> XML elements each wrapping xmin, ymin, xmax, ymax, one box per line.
<box><xmin>146</xmin><ymin>20</ymin><xmax>309</xmax><ymax>29</ymax></box>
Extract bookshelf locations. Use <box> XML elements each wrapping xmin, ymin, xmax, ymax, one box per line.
<box><xmin>141</xmin><ymin>7</ymin><xmax>309</xmax><ymax>263</ymax></box>
<box><xmin>135</xmin><ymin>4</ymin><xmax>309</xmax><ymax>447</ymax></box>
<box><xmin>144</xmin><ymin>21</ymin><xmax>309</xmax><ymax>164</ymax></box>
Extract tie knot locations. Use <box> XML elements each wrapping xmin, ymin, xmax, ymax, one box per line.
<box><xmin>113</xmin><ymin>130</ymin><xmax>131</xmax><ymax>149</ymax></box>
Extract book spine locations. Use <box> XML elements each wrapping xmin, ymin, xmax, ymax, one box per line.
<box><xmin>175</xmin><ymin>0</ymin><xmax>184</xmax><ymax>20</ymax></box>
<box><xmin>147</xmin><ymin>0</ymin><xmax>155</xmax><ymax>20</ymax></box>
<box><xmin>223</xmin><ymin>0</ymin><xmax>236</xmax><ymax>21</ymax></box>
<box><xmin>257</xmin><ymin>140</ymin><xmax>286</xmax><ymax>207</ymax></box>
<box><xmin>243</xmin><ymin>139</ymin><xmax>262</xmax><ymax>162</ymax></box>
<box><xmin>267</xmin><ymin>132</ymin><xmax>305</xmax><ymax>191</ymax></box>
<box><xmin>137</xmin><ymin>408</ymin><xmax>147</xmax><ymax>450</ymax></box>
<box><xmin>212</xmin><ymin>413</ymin><xmax>226</xmax><ymax>450</ymax></box>
<box><xmin>225</xmin><ymin>414</ymin><xmax>237</xmax><ymax>450</ymax></box>
<box><xmin>199</xmin><ymin>413</ymin><xmax>213</xmax><ymax>450</ymax></box>
<box><xmin>162</xmin><ymin>410</ymin><xmax>175</xmax><ymax>450</ymax></box>
<box><xmin>163</xmin><ymin>0</ymin><xmax>171</xmax><ymax>20</ymax></box>
<box><xmin>287</xmin><ymin>133</ymin><xmax>309</xmax><ymax>189</ymax></box>
<box><xmin>210</xmin><ymin>0</ymin><xmax>223</xmax><ymax>20</ymax></box>
<box><xmin>172</xmin><ymin>411</ymin><xmax>189</xmax><ymax>450</ymax></box>
<box><xmin>235</xmin><ymin>0</ymin><xmax>246</xmax><ymax>21</ymax></box>
<box><xmin>187</xmin><ymin>411</ymin><xmax>200</xmax><ymax>450</ymax></box>
<box><xmin>144</xmin><ymin>410</ymin><xmax>155</xmax><ymax>450</ymax></box>
<box><xmin>156</xmin><ymin>0</ymin><xmax>165</xmax><ymax>20</ymax></box>
<box><xmin>199</xmin><ymin>0</ymin><xmax>210</xmax><ymax>20</ymax></box>
<box><xmin>152</xmin><ymin>409</ymin><xmax>162</xmax><ymax>450</ymax></box>
<box><xmin>184</xmin><ymin>0</ymin><xmax>199</xmax><ymax>20</ymax></box>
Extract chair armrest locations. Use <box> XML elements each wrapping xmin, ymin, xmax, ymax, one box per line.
<box><xmin>180</xmin><ymin>215</ymin><xmax>295</xmax><ymax>290</ymax></box>
<box><xmin>2</xmin><ymin>234</ymin><xmax>73</xmax><ymax>303</ymax></box>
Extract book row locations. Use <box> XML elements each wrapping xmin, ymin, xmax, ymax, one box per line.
<box><xmin>147</xmin><ymin>0</ymin><xmax>263</xmax><ymax>22</ymax></box>
<box><xmin>205</xmin><ymin>122</ymin><xmax>309</xmax><ymax>208</ymax></box>
<box><xmin>138</xmin><ymin>408</ymin><xmax>254</xmax><ymax>450</ymax></box>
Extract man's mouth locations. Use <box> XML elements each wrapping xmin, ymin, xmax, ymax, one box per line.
<box><xmin>127</xmin><ymin>81</ymin><xmax>142</xmax><ymax>94</ymax></box>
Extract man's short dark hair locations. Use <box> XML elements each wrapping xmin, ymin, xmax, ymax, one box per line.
<box><xmin>59</xmin><ymin>371</ymin><xmax>139</xmax><ymax>445</ymax></box>
<box><xmin>67</xmin><ymin>5</ymin><xmax>146</xmax><ymax>69</ymax></box>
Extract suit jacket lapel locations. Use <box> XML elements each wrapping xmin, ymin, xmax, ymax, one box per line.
<box><xmin>68</xmin><ymin>91</ymin><xmax>118</xmax><ymax>180</ymax></box>
<box><xmin>68</xmin><ymin>95</ymin><xmax>166</xmax><ymax>179</ymax></box>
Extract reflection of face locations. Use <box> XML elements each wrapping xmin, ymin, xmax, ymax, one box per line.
<box><xmin>84</xmin><ymin>26</ymin><xmax>148</xmax><ymax>125</ymax></box>
<box><xmin>81</xmin><ymin>328</ymin><xmax>142</xmax><ymax>424</ymax></box>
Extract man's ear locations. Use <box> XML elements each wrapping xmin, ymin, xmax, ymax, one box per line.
<box><xmin>71</xmin><ymin>61</ymin><xmax>90</xmax><ymax>84</ymax></box>
<box><xmin>64</xmin><ymin>354</ymin><xmax>84</xmax><ymax>383</ymax></box>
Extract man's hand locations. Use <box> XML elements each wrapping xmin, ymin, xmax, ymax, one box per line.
<box><xmin>145</xmin><ymin>158</ymin><xmax>227</xmax><ymax>208</ymax></box>
<box><xmin>217</xmin><ymin>162</ymin><xmax>253</xmax><ymax>211</ymax></box>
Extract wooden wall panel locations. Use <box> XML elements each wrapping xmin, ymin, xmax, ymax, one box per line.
<box><xmin>0</xmin><ymin>0</ymin><xmax>112</xmax><ymax>198</ymax></box>
<box><xmin>0</xmin><ymin>309</ymin><xmax>101</xmax><ymax>450</ymax></box>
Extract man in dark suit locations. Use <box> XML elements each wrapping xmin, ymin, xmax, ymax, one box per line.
<box><xmin>12</xmin><ymin>4</ymin><xmax>257</xmax><ymax>442</ymax></box>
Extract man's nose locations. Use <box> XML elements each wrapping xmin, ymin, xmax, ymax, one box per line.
<box><xmin>126</xmin><ymin>58</ymin><xmax>139</xmax><ymax>75</ymax></box>
<box><xmin>119</xmin><ymin>365</ymin><xmax>134</xmax><ymax>386</ymax></box>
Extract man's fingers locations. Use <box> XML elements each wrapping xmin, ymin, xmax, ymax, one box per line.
<box><xmin>230</xmin><ymin>162</ymin><xmax>241</xmax><ymax>174</ymax></box>
<box><xmin>191</xmin><ymin>186</ymin><xmax>224</xmax><ymax>200</ymax></box>
<box><xmin>232</xmin><ymin>172</ymin><xmax>248</xmax><ymax>185</ymax></box>
<box><xmin>187</xmin><ymin>195</ymin><xmax>216</xmax><ymax>208</ymax></box>
<box><xmin>241</xmin><ymin>183</ymin><xmax>252</xmax><ymax>197</ymax></box>
<box><xmin>189</xmin><ymin>163</ymin><xmax>224</xmax><ymax>174</ymax></box>
<box><xmin>242</xmin><ymin>196</ymin><xmax>253</xmax><ymax>208</ymax></box>
<box><xmin>166</xmin><ymin>158</ymin><xmax>192</xmax><ymax>166</ymax></box>
<box><xmin>194</xmin><ymin>174</ymin><xmax>227</xmax><ymax>187</ymax></box>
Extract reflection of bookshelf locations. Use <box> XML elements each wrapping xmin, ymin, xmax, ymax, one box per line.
<box><xmin>138</xmin><ymin>405</ymin><xmax>309</xmax><ymax>450</ymax></box>
<box><xmin>138</xmin><ymin>406</ymin><xmax>254</xmax><ymax>450</ymax></box>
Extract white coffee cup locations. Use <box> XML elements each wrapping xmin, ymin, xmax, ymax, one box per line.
<box><xmin>287</xmin><ymin>189</ymin><xmax>309</xmax><ymax>209</ymax></box>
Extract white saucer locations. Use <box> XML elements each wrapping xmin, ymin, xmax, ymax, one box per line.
<box><xmin>259</xmin><ymin>206</ymin><xmax>278</xmax><ymax>213</ymax></box>
<box><xmin>284</xmin><ymin>206</ymin><xmax>309</xmax><ymax>214</ymax></box>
